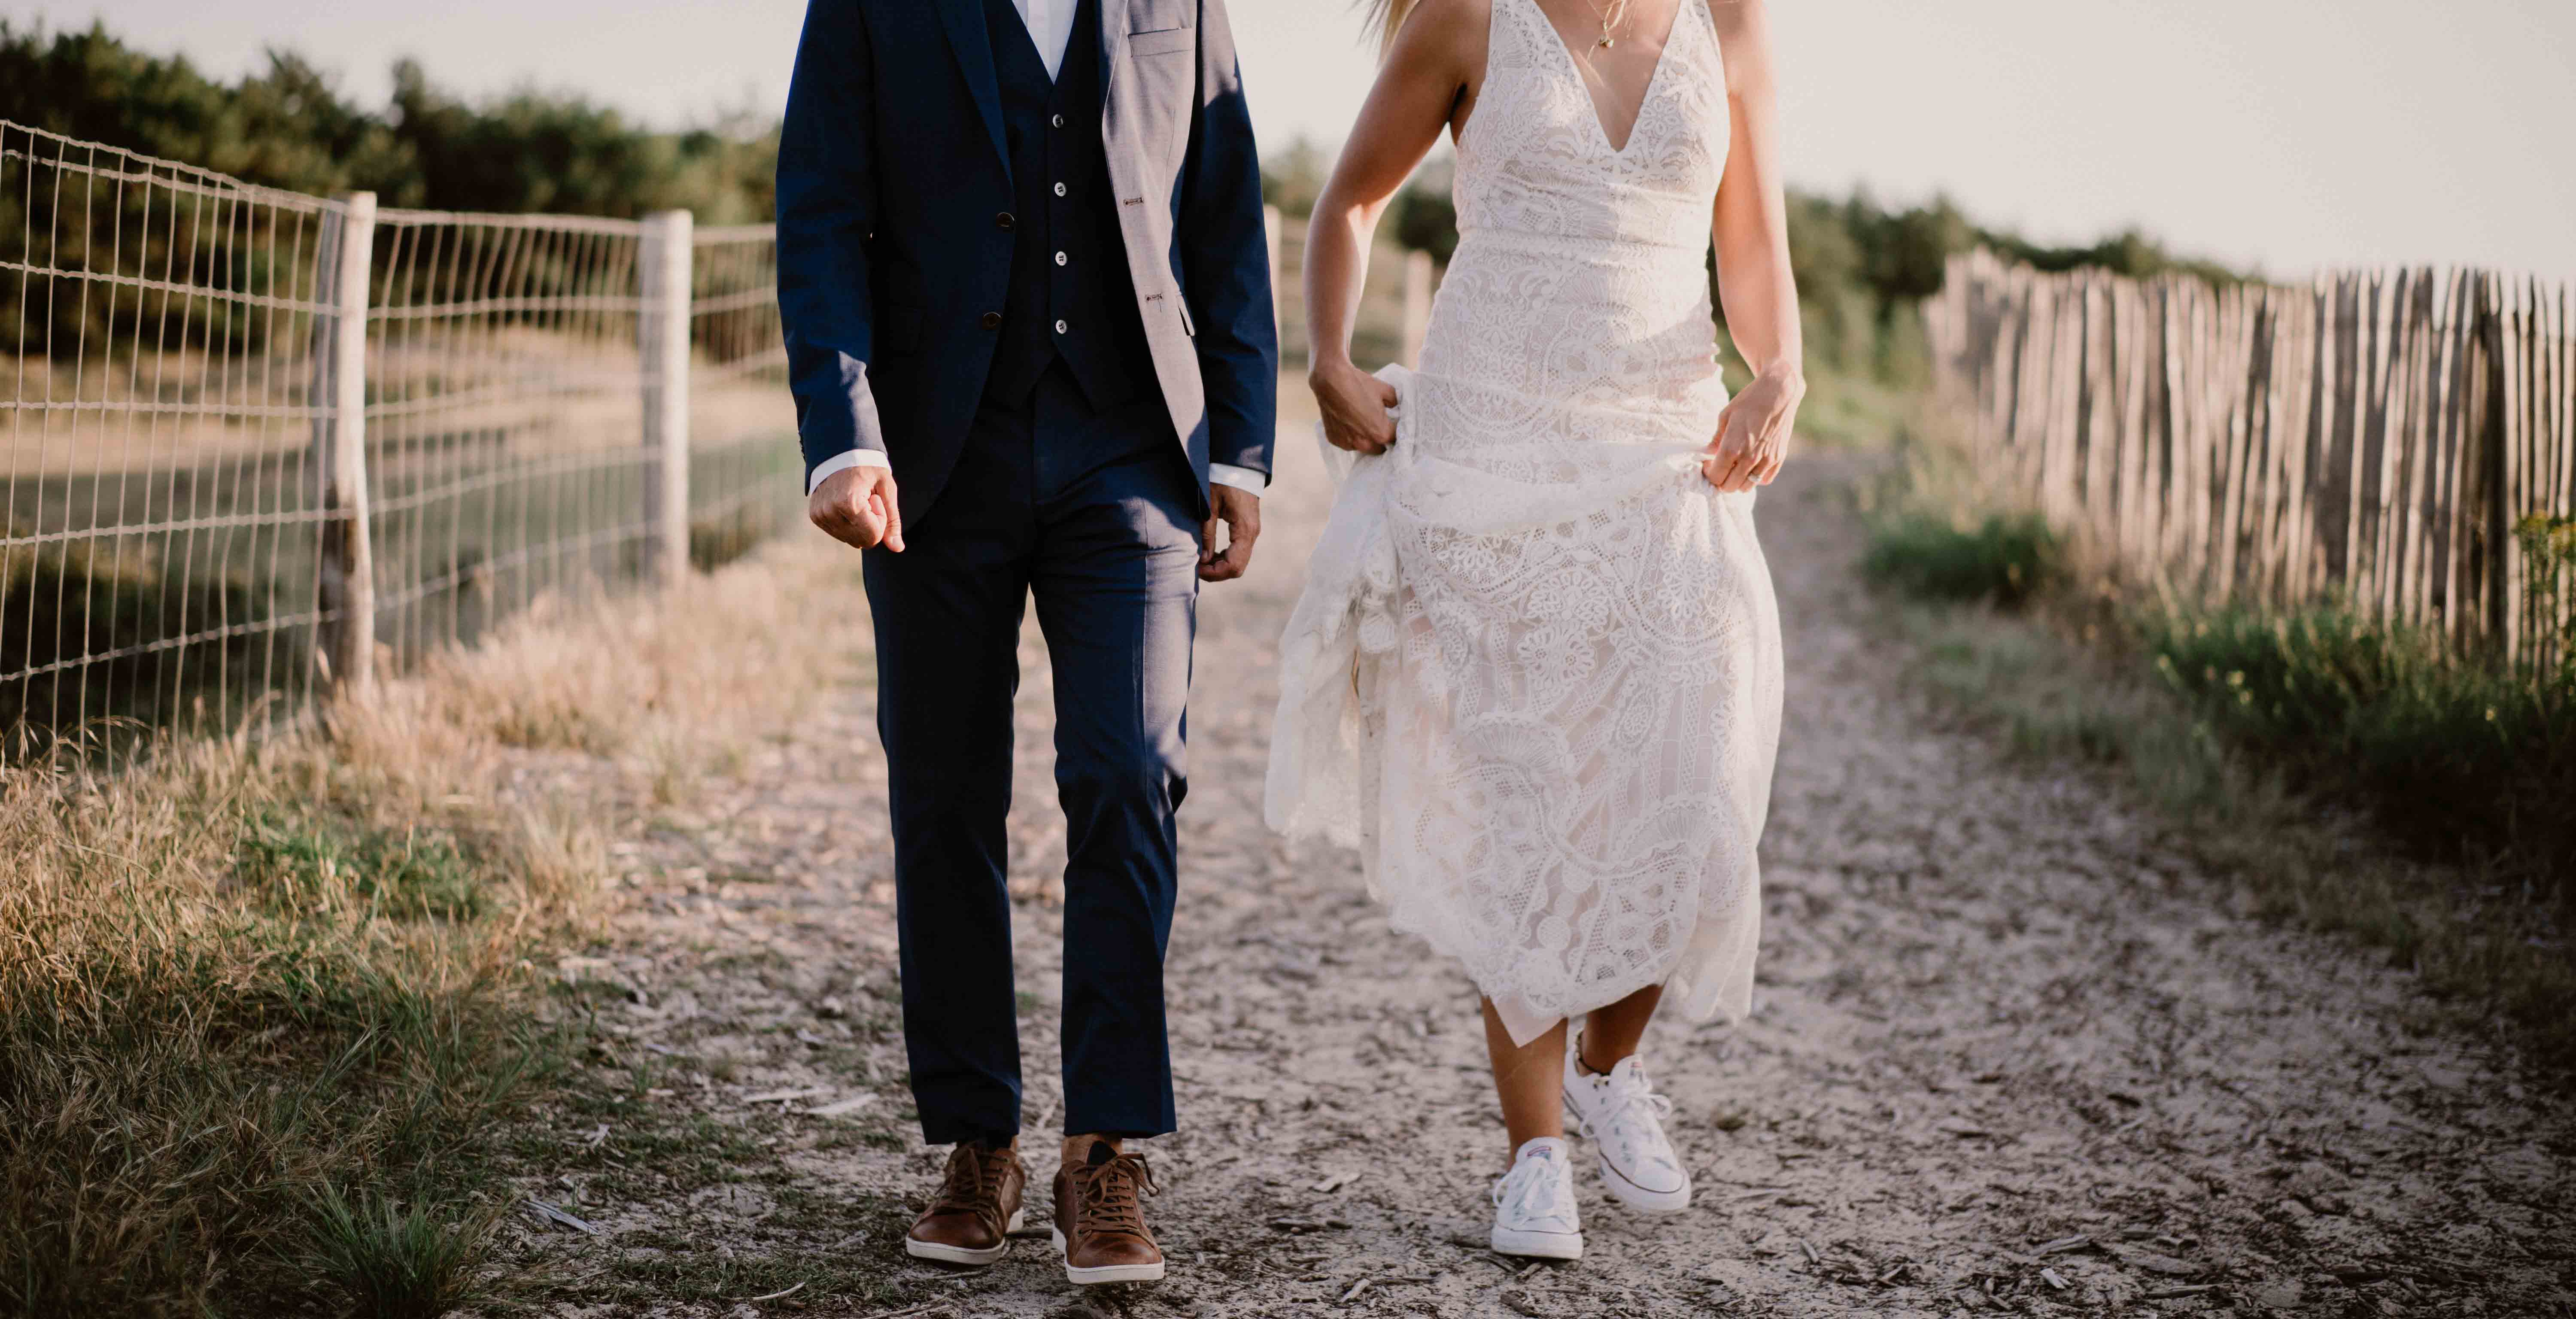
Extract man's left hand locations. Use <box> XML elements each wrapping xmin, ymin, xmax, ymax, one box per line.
<box><xmin>1199</xmin><ymin>484</ymin><xmax>1261</xmax><ymax>582</ymax></box>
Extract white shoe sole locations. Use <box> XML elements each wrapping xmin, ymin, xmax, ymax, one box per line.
<box><xmin>905</xmin><ymin>1207</ymin><xmax>1025</xmax><ymax>1265</ymax></box>
<box><xmin>1596</xmin><ymin>1153</ymin><xmax>1692</xmax><ymax>1215</ymax></box>
<box><xmin>1489</xmin><ymin>1225</ymin><xmax>1584</xmax><ymax>1260</ymax></box>
<box><xmin>1051</xmin><ymin>1226</ymin><xmax>1168</xmax><ymax>1284</ymax></box>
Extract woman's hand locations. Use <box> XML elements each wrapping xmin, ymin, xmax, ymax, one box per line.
<box><xmin>1702</xmin><ymin>365</ymin><xmax>1803</xmax><ymax>492</ymax></box>
<box><xmin>1311</xmin><ymin>359</ymin><xmax>1400</xmax><ymax>455</ymax></box>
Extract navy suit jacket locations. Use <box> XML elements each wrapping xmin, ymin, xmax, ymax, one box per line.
<box><xmin>776</xmin><ymin>0</ymin><xmax>1279</xmax><ymax>524</ymax></box>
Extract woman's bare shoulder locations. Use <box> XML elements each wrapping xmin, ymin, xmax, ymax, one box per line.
<box><xmin>1706</xmin><ymin>0</ymin><xmax>1768</xmax><ymax>40</ymax></box>
<box><xmin>1704</xmin><ymin>0</ymin><xmax>1775</xmax><ymax>89</ymax></box>
<box><xmin>1392</xmin><ymin>0</ymin><xmax>1495</xmax><ymax>60</ymax></box>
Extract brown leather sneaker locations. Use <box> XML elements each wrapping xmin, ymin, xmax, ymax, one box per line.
<box><xmin>905</xmin><ymin>1142</ymin><xmax>1028</xmax><ymax>1266</ymax></box>
<box><xmin>1050</xmin><ymin>1142</ymin><xmax>1166</xmax><ymax>1284</ymax></box>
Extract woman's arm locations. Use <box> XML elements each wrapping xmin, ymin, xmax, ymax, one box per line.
<box><xmin>1703</xmin><ymin>0</ymin><xmax>1804</xmax><ymax>491</ymax></box>
<box><xmin>1306</xmin><ymin>0</ymin><xmax>1487</xmax><ymax>454</ymax></box>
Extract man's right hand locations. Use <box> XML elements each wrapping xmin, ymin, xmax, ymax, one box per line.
<box><xmin>809</xmin><ymin>463</ymin><xmax>905</xmax><ymax>552</ymax></box>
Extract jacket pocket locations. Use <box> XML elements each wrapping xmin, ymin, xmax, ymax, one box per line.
<box><xmin>1128</xmin><ymin>27</ymin><xmax>1194</xmax><ymax>55</ymax></box>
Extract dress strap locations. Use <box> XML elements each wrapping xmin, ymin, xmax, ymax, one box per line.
<box><xmin>1683</xmin><ymin>0</ymin><xmax>1719</xmax><ymax>67</ymax></box>
<box><xmin>1488</xmin><ymin>0</ymin><xmax>1544</xmax><ymax>67</ymax></box>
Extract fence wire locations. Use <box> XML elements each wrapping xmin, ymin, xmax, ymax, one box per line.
<box><xmin>688</xmin><ymin>225</ymin><xmax>799</xmax><ymax>566</ymax></box>
<box><xmin>364</xmin><ymin>210</ymin><xmax>655</xmax><ymax>664</ymax></box>
<box><xmin>2</xmin><ymin>120</ymin><xmax>345</xmax><ymax>754</ymax></box>
<box><xmin>0</xmin><ymin>121</ymin><xmax>803</xmax><ymax>759</ymax></box>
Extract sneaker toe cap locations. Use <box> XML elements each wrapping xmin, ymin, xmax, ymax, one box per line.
<box><xmin>1613</xmin><ymin>1153</ymin><xmax>1689</xmax><ymax>1195</ymax></box>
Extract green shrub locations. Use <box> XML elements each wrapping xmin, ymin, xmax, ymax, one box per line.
<box><xmin>1862</xmin><ymin>511</ymin><xmax>2061</xmax><ymax>607</ymax></box>
<box><xmin>2145</xmin><ymin>605</ymin><xmax>2576</xmax><ymax>891</ymax></box>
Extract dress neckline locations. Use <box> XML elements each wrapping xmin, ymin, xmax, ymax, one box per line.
<box><xmin>1519</xmin><ymin>0</ymin><xmax>1690</xmax><ymax>157</ymax></box>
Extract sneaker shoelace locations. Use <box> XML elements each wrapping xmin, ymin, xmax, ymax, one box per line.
<box><xmin>1584</xmin><ymin>1065</ymin><xmax>1677</xmax><ymax>1161</ymax></box>
<box><xmin>1491</xmin><ymin>1151</ymin><xmax>1571</xmax><ymax>1225</ymax></box>
<box><xmin>1072</xmin><ymin>1151</ymin><xmax>1158</xmax><ymax>1244</ymax></box>
<box><xmin>929</xmin><ymin>1144</ymin><xmax>1012</xmax><ymax>1234</ymax></box>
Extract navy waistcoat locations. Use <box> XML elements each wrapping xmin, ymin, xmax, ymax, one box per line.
<box><xmin>982</xmin><ymin>0</ymin><xmax>1158</xmax><ymax>413</ymax></box>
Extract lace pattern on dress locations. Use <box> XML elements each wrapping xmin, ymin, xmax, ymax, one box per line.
<box><xmin>1267</xmin><ymin>0</ymin><xmax>1783</xmax><ymax>1047</ymax></box>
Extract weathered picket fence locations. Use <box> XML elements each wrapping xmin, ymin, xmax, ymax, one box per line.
<box><xmin>1925</xmin><ymin>249</ymin><xmax>2575</xmax><ymax>670</ymax></box>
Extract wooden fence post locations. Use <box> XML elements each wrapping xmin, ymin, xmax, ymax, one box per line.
<box><xmin>1400</xmin><ymin>248</ymin><xmax>1434</xmax><ymax>370</ymax></box>
<box><xmin>641</xmin><ymin>209</ymin><xmax>695</xmax><ymax>588</ymax></box>
<box><xmin>314</xmin><ymin>191</ymin><xmax>377</xmax><ymax>702</ymax></box>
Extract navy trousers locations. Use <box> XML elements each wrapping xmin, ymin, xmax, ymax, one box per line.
<box><xmin>861</xmin><ymin>361</ymin><xmax>1197</xmax><ymax>1146</ymax></box>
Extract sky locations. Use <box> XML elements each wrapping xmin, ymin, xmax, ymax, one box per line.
<box><xmin>20</xmin><ymin>0</ymin><xmax>2576</xmax><ymax>282</ymax></box>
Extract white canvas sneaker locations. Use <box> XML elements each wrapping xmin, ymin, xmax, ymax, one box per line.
<box><xmin>1489</xmin><ymin>1137</ymin><xmax>1584</xmax><ymax>1260</ymax></box>
<box><xmin>1562</xmin><ymin>1049</ymin><xmax>1692</xmax><ymax>1213</ymax></box>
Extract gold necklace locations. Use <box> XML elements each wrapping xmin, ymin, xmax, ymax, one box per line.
<box><xmin>1577</xmin><ymin>0</ymin><xmax>1627</xmax><ymax>49</ymax></box>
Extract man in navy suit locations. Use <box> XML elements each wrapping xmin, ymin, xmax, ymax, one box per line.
<box><xmin>775</xmin><ymin>0</ymin><xmax>1274</xmax><ymax>1287</ymax></box>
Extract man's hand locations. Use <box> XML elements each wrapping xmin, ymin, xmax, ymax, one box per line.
<box><xmin>1199</xmin><ymin>483</ymin><xmax>1261</xmax><ymax>582</ymax></box>
<box><xmin>809</xmin><ymin>463</ymin><xmax>905</xmax><ymax>552</ymax></box>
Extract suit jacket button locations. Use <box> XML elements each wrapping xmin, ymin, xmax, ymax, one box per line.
<box><xmin>980</xmin><ymin>311</ymin><xmax>1003</xmax><ymax>330</ymax></box>
<box><xmin>995</xmin><ymin>211</ymin><xmax>1015</xmax><ymax>231</ymax></box>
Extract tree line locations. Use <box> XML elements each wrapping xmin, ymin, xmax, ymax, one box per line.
<box><xmin>2</xmin><ymin>20</ymin><xmax>2240</xmax><ymax>372</ymax></box>
<box><xmin>0</xmin><ymin>21</ymin><xmax>778</xmax><ymax>221</ymax></box>
<box><xmin>1261</xmin><ymin>136</ymin><xmax>2250</xmax><ymax>392</ymax></box>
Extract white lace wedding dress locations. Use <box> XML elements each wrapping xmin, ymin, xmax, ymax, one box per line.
<box><xmin>1266</xmin><ymin>0</ymin><xmax>1783</xmax><ymax>1047</ymax></box>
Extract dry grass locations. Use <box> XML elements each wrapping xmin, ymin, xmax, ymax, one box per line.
<box><xmin>0</xmin><ymin>526</ymin><xmax>860</xmax><ymax>1316</ymax></box>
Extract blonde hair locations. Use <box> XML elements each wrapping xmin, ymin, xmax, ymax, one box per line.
<box><xmin>1361</xmin><ymin>0</ymin><xmax>1423</xmax><ymax>57</ymax></box>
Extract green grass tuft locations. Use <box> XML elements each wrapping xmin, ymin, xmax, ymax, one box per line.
<box><xmin>299</xmin><ymin>1185</ymin><xmax>505</xmax><ymax>1319</ymax></box>
<box><xmin>234</xmin><ymin>810</ymin><xmax>486</xmax><ymax>922</ymax></box>
<box><xmin>2143</xmin><ymin>605</ymin><xmax>2576</xmax><ymax>891</ymax></box>
<box><xmin>1861</xmin><ymin>511</ymin><xmax>2061</xmax><ymax>607</ymax></box>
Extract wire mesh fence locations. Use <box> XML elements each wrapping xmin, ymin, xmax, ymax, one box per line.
<box><xmin>364</xmin><ymin>209</ymin><xmax>655</xmax><ymax>666</ymax></box>
<box><xmin>0</xmin><ymin>120</ymin><xmax>800</xmax><ymax>758</ymax></box>
<box><xmin>2</xmin><ymin>119</ymin><xmax>345</xmax><ymax>755</ymax></box>
<box><xmin>688</xmin><ymin>224</ymin><xmax>800</xmax><ymax>570</ymax></box>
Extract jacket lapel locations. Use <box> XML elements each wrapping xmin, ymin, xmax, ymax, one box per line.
<box><xmin>936</xmin><ymin>0</ymin><xmax>1012</xmax><ymax>175</ymax></box>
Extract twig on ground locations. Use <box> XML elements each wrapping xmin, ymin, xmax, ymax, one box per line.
<box><xmin>523</xmin><ymin>1197</ymin><xmax>601</xmax><ymax>1234</ymax></box>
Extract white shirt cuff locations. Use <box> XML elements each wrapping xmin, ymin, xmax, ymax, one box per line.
<box><xmin>1208</xmin><ymin>462</ymin><xmax>1267</xmax><ymax>495</ymax></box>
<box><xmin>817</xmin><ymin>450</ymin><xmax>1258</xmax><ymax>496</ymax></box>
<box><xmin>808</xmin><ymin>448</ymin><xmax>890</xmax><ymax>495</ymax></box>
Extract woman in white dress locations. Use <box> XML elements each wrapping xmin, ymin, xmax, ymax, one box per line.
<box><xmin>1266</xmin><ymin>0</ymin><xmax>1803</xmax><ymax>1260</ymax></box>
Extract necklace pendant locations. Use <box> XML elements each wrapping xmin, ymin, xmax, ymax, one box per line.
<box><xmin>1597</xmin><ymin>35</ymin><xmax>1614</xmax><ymax>47</ymax></box>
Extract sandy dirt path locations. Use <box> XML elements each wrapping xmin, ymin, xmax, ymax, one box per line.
<box><xmin>525</xmin><ymin>438</ymin><xmax>2574</xmax><ymax>1318</ymax></box>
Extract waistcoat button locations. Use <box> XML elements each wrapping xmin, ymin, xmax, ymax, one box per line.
<box><xmin>995</xmin><ymin>211</ymin><xmax>1015</xmax><ymax>231</ymax></box>
<box><xmin>980</xmin><ymin>311</ymin><xmax>1004</xmax><ymax>330</ymax></box>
